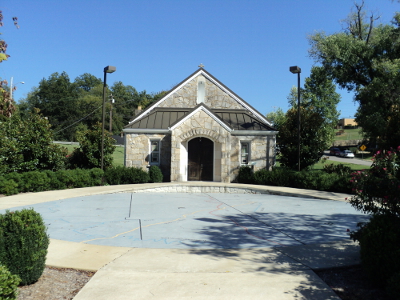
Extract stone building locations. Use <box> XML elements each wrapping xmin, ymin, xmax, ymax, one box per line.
<box><xmin>123</xmin><ymin>68</ymin><xmax>277</xmax><ymax>182</ymax></box>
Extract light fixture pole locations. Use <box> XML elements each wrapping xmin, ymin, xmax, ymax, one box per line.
<box><xmin>289</xmin><ymin>66</ymin><xmax>301</xmax><ymax>172</ymax></box>
<box><xmin>10</xmin><ymin>77</ymin><xmax>25</xmax><ymax>100</ymax></box>
<box><xmin>101</xmin><ymin>66</ymin><xmax>116</xmax><ymax>172</ymax></box>
<box><xmin>109</xmin><ymin>94</ymin><xmax>115</xmax><ymax>133</ymax></box>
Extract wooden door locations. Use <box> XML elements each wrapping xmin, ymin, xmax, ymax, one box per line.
<box><xmin>188</xmin><ymin>137</ymin><xmax>213</xmax><ymax>181</ymax></box>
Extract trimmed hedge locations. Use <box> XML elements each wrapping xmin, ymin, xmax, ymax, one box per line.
<box><xmin>0</xmin><ymin>166</ymin><xmax>155</xmax><ymax>196</ymax></box>
<box><xmin>0</xmin><ymin>168</ymin><xmax>104</xmax><ymax>195</ymax></box>
<box><xmin>0</xmin><ymin>265</ymin><xmax>21</xmax><ymax>299</ymax></box>
<box><xmin>148</xmin><ymin>165</ymin><xmax>163</xmax><ymax>183</ymax></box>
<box><xmin>0</xmin><ymin>209</ymin><xmax>49</xmax><ymax>286</ymax></box>
<box><xmin>104</xmin><ymin>166</ymin><xmax>150</xmax><ymax>185</ymax></box>
<box><xmin>239</xmin><ymin>166</ymin><xmax>352</xmax><ymax>193</ymax></box>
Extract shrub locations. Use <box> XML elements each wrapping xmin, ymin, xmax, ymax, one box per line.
<box><xmin>237</xmin><ymin>166</ymin><xmax>254</xmax><ymax>184</ymax></box>
<box><xmin>323</xmin><ymin>163</ymin><xmax>352</xmax><ymax>176</ymax></box>
<box><xmin>0</xmin><ymin>265</ymin><xmax>21</xmax><ymax>299</ymax></box>
<box><xmin>20</xmin><ymin>171</ymin><xmax>51</xmax><ymax>192</ymax></box>
<box><xmin>0</xmin><ymin>109</ymin><xmax>67</xmax><ymax>175</ymax></box>
<box><xmin>148</xmin><ymin>165</ymin><xmax>163</xmax><ymax>183</ymax></box>
<box><xmin>67</xmin><ymin>123</ymin><xmax>116</xmax><ymax>170</ymax></box>
<box><xmin>0</xmin><ymin>178</ymin><xmax>18</xmax><ymax>196</ymax></box>
<box><xmin>354</xmin><ymin>214</ymin><xmax>400</xmax><ymax>287</ymax></box>
<box><xmin>348</xmin><ymin>148</ymin><xmax>400</xmax><ymax>216</ymax></box>
<box><xmin>0</xmin><ymin>209</ymin><xmax>49</xmax><ymax>285</ymax></box>
<box><xmin>104</xmin><ymin>166</ymin><xmax>149</xmax><ymax>185</ymax></box>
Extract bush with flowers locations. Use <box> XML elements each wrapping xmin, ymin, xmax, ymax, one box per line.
<box><xmin>348</xmin><ymin>147</ymin><xmax>400</xmax><ymax>216</ymax></box>
<box><xmin>348</xmin><ymin>147</ymin><xmax>400</xmax><ymax>290</ymax></box>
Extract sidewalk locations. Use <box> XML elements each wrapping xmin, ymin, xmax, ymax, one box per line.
<box><xmin>2</xmin><ymin>183</ymin><xmax>359</xmax><ymax>299</ymax></box>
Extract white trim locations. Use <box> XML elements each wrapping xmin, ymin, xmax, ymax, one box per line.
<box><xmin>123</xmin><ymin>129</ymin><xmax>170</xmax><ymax>134</ymax></box>
<box><xmin>240</xmin><ymin>141</ymin><xmax>251</xmax><ymax>165</ymax></box>
<box><xmin>127</xmin><ymin>69</ymin><xmax>272</xmax><ymax>127</ymax></box>
<box><xmin>232</xmin><ymin>130</ymin><xmax>277</xmax><ymax>136</ymax></box>
<box><xmin>149</xmin><ymin>139</ymin><xmax>161</xmax><ymax>165</ymax></box>
<box><xmin>169</xmin><ymin>105</ymin><xmax>232</xmax><ymax>132</ymax></box>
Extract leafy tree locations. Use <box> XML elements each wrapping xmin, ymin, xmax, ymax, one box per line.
<box><xmin>0</xmin><ymin>109</ymin><xmax>67</xmax><ymax>175</ymax></box>
<box><xmin>308</xmin><ymin>1</ymin><xmax>400</xmax><ymax>149</ymax></box>
<box><xmin>67</xmin><ymin>123</ymin><xmax>116</xmax><ymax>169</ymax></box>
<box><xmin>74</xmin><ymin>73</ymin><xmax>102</xmax><ymax>93</ymax></box>
<box><xmin>265</xmin><ymin>107</ymin><xmax>286</xmax><ymax>130</ymax></box>
<box><xmin>279</xmin><ymin>107</ymin><xmax>326</xmax><ymax>170</ymax></box>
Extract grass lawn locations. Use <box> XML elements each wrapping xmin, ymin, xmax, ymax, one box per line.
<box><xmin>275</xmin><ymin>156</ymin><xmax>368</xmax><ymax>171</ymax></box>
<box><xmin>334</xmin><ymin>128</ymin><xmax>363</xmax><ymax>141</ymax></box>
<box><xmin>56</xmin><ymin>143</ymin><xmax>124</xmax><ymax>167</ymax></box>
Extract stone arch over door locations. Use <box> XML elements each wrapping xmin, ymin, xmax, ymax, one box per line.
<box><xmin>187</xmin><ymin>137</ymin><xmax>214</xmax><ymax>181</ymax></box>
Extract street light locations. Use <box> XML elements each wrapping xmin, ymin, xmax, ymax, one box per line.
<box><xmin>101</xmin><ymin>66</ymin><xmax>116</xmax><ymax>172</ymax></box>
<box><xmin>10</xmin><ymin>77</ymin><xmax>25</xmax><ymax>100</ymax></box>
<box><xmin>289</xmin><ymin>66</ymin><xmax>301</xmax><ymax>171</ymax></box>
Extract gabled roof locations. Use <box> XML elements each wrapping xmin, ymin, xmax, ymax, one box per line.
<box><xmin>125</xmin><ymin>105</ymin><xmax>275</xmax><ymax>132</ymax></box>
<box><xmin>127</xmin><ymin>68</ymin><xmax>273</xmax><ymax>127</ymax></box>
<box><xmin>169</xmin><ymin>103</ymin><xmax>232</xmax><ymax>132</ymax></box>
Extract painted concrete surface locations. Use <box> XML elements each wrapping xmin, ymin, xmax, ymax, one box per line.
<box><xmin>1</xmin><ymin>192</ymin><xmax>368</xmax><ymax>250</ymax></box>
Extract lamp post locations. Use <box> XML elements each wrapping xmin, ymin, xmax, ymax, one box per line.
<box><xmin>10</xmin><ymin>77</ymin><xmax>25</xmax><ymax>100</ymax></box>
<box><xmin>289</xmin><ymin>66</ymin><xmax>301</xmax><ymax>171</ymax></box>
<box><xmin>101</xmin><ymin>66</ymin><xmax>116</xmax><ymax>172</ymax></box>
<box><xmin>109</xmin><ymin>94</ymin><xmax>115</xmax><ymax>133</ymax></box>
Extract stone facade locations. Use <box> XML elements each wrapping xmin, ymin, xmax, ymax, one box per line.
<box><xmin>170</xmin><ymin>109</ymin><xmax>231</xmax><ymax>182</ymax></box>
<box><xmin>159</xmin><ymin>77</ymin><xmax>243</xmax><ymax>110</ymax></box>
<box><xmin>123</xmin><ymin>68</ymin><xmax>277</xmax><ymax>183</ymax></box>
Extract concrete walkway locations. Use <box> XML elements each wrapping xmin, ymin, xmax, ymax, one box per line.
<box><xmin>1</xmin><ymin>183</ymin><xmax>363</xmax><ymax>299</ymax></box>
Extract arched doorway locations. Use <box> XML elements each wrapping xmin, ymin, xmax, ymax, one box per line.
<box><xmin>188</xmin><ymin>137</ymin><xmax>214</xmax><ymax>181</ymax></box>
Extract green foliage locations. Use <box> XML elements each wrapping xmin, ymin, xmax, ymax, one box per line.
<box><xmin>0</xmin><ymin>109</ymin><xmax>67</xmax><ymax>175</ymax></box>
<box><xmin>241</xmin><ymin>168</ymin><xmax>352</xmax><ymax>193</ymax></box>
<box><xmin>0</xmin><ymin>169</ymin><xmax>104</xmax><ymax>195</ymax></box>
<box><xmin>265</xmin><ymin>107</ymin><xmax>286</xmax><ymax>130</ymax></box>
<box><xmin>0</xmin><ymin>265</ymin><xmax>21</xmax><ymax>300</ymax></box>
<box><xmin>104</xmin><ymin>166</ymin><xmax>149</xmax><ymax>185</ymax></box>
<box><xmin>279</xmin><ymin>107</ymin><xmax>327</xmax><ymax>170</ymax></box>
<box><xmin>323</xmin><ymin>163</ymin><xmax>352</xmax><ymax>176</ymax></box>
<box><xmin>308</xmin><ymin>3</ymin><xmax>400</xmax><ymax>149</ymax></box>
<box><xmin>67</xmin><ymin>123</ymin><xmax>116</xmax><ymax>169</ymax></box>
<box><xmin>237</xmin><ymin>166</ymin><xmax>254</xmax><ymax>184</ymax></box>
<box><xmin>148</xmin><ymin>165</ymin><xmax>163</xmax><ymax>183</ymax></box>
<box><xmin>0</xmin><ymin>178</ymin><xmax>18</xmax><ymax>196</ymax></box>
<box><xmin>349</xmin><ymin>148</ymin><xmax>400</xmax><ymax>216</ymax></box>
<box><xmin>18</xmin><ymin>72</ymin><xmax>166</xmax><ymax>140</ymax></box>
<box><xmin>0</xmin><ymin>209</ymin><xmax>49</xmax><ymax>286</ymax></box>
<box><xmin>352</xmin><ymin>214</ymin><xmax>400</xmax><ymax>287</ymax></box>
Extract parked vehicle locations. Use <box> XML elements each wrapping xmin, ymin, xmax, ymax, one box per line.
<box><xmin>340</xmin><ymin>150</ymin><xmax>355</xmax><ymax>158</ymax></box>
<box><xmin>329</xmin><ymin>147</ymin><xmax>341</xmax><ymax>156</ymax></box>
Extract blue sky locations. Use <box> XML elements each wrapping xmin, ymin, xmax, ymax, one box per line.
<box><xmin>1</xmin><ymin>0</ymin><xmax>398</xmax><ymax>119</ymax></box>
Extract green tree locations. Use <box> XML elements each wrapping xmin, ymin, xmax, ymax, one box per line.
<box><xmin>0</xmin><ymin>109</ymin><xmax>67</xmax><ymax>175</ymax></box>
<box><xmin>265</xmin><ymin>107</ymin><xmax>286</xmax><ymax>130</ymax></box>
<box><xmin>279</xmin><ymin>107</ymin><xmax>326</xmax><ymax>170</ymax></box>
<box><xmin>308</xmin><ymin>1</ymin><xmax>400</xmax><ymax>149</ymax></box>
<box><xmin>67</xmin><ymin>123</ymin><xmax>116</xmax><ymax>169</ymax></box>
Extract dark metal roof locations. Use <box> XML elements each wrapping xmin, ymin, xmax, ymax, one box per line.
<box><xmin>212</xmin><ymin>110</ymin><xmax>275</xmax><ymax>131</ymax></box>
<box><xmin>126</xmin><ymin>108</ymin><xmax>191</xmax><ymax>129</ymax></box>
<box><xmin>127</xmin><ymin>68</ymin><xmax>272</xmax><ymax>127</ymax></box>
<box><xmin>126</xmin><ymin>106</ymin><xmax>275</xmax><ymax>131</ymax></box>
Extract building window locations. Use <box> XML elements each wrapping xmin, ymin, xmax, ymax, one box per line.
<box><xmin>150</xmin><ymin>140</ymin><xmax>160</xmax><ymax>164</ymax></box>
<box><xmin>241</xmin><ymin>142</ymin><xmax>250</xmax><ymax>165</ymax></box>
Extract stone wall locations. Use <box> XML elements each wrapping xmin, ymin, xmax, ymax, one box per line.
<box><xmin>230</xmin><ymin>135</ymin><xmax>275</xmax><ymax>182</ymax></box>
<box><xmin>125</xmin><ymin>133</ymin><xmax>171</xmax><ymax>181</ymax></box>
<box><xmin>159</xmin><ymin>76</ymin><xmax>244</xmax><ymax>110</ymax></box>
<box><xmin>171</xmin><ymin>110</ymin><xmax>231</xmax><ymax>182</ymax></box>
